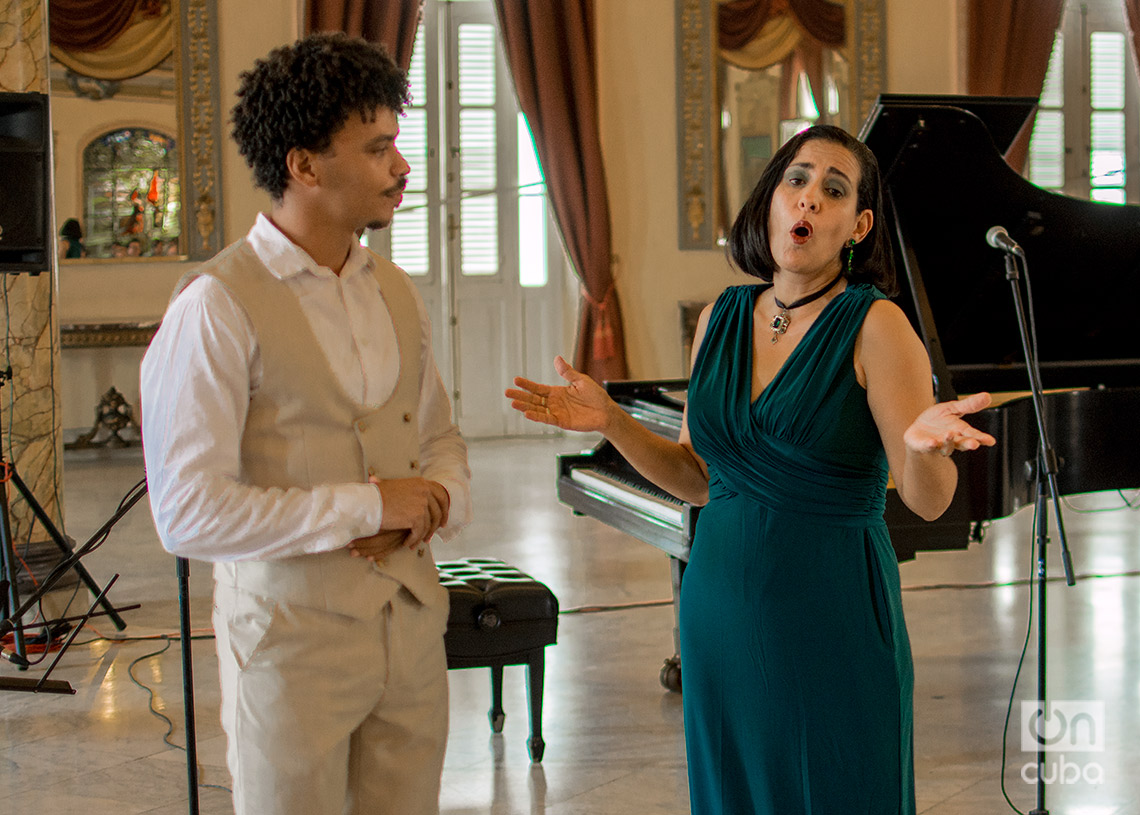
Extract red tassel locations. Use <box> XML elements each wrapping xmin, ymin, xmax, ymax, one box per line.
<box><xmin>592</xmin><ymin>311</ymin><xmax>615</xmax><ymax>361</ymax></box>
<box><xmin>582</xmin><ymin>283</ymin><xmax>616</xmax><ymax>361</ymax></box>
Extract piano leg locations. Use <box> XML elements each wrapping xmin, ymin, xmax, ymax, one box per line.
<box><xmin>659</xmin><ymin>557</ymin><xmax>685</xmax><ymax>693</ymax></box>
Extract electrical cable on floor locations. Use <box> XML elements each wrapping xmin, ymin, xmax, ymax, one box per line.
<box><xmin>126</xmin><ymin>634</ymin><xmax>231</xmax><ymax>795</ymax></box>
<box><xmin>126</xmin><ymin>635</ymin><xmax>178</xmax><ymax>747</ymax></box>
<box><xmin>557</xmin><ymin>567</ymin><xmax>1140</xmax><ymax>616</ymax></box>
<box><xmin>998</xmin><ymin>500</ymin><xmax>1040</xmax><ymax>815</ymax></box>
<box><xmin>900</xmin><ymin>568</ymin><xmax>1140</xmax><ymax>592</ymax></box>
<box><xmin>1062</xmin><ymin>488</ymin><xmax>1140</xmax><ymax>512</ymax></box>
<box><xmin>559</xmin><ymin>598</ymin><xmax>673</xmax><ymax>614</ymax></box>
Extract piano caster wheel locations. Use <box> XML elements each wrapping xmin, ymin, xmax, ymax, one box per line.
<box><xmin>660</xmin><ymin>657</ymin><xmax>682</xmax><ymax>693</ymax></box>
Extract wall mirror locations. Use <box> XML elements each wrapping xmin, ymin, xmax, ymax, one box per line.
<box><xmin>675</xmin><ymin>0</ymin><xmax>886</xmax><ymax>249</ymax></box>
<box><xmin>50</xmin><ymin>0</ymin><xmax>224</xmax><ymax>262</ymax></box>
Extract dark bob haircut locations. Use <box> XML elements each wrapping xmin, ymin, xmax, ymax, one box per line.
<box><xmin>60</xmin><ymin>218</ymin><xmax>83</xmax><ymax>241</ymax></box>
<box><xmin>726</xmin><ymin>124</ymin><xmax>897</xmax><ymax>296</ymax></box>
<box><xmin>231</xmin><ymin>32</ymin><xmax>410</xmax><ymax>201</ymax></box>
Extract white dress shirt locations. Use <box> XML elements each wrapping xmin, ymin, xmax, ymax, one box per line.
<box><xmin>141</xmin><ymin>213</ymin><xmax>471</xmax><ymax>561</ymax></box>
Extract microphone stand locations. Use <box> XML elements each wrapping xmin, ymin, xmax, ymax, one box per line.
<box><xmin>177</xmin><ymin>556</ymin><xmax>201</xmax><ymax>815</ymax></box>
<box><xmin>998</xmin><ymin>247</ymin><xmax>1076</xmax><ymax>815</ymax></box>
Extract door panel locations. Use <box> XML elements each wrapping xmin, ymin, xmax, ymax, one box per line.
<box><xmin>370</xmin><ymin>0</ymin><xmax>565</xmax><ymax>439</ymax></box>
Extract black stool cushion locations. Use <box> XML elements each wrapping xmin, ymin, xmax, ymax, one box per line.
<box><xmin>437</xmin><ymin>557</ymin><xmax>558</xmax><ymax>659</ymax></box>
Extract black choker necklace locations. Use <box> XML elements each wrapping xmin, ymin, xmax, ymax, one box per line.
<box><xmin>769</xmin><ymin>273</ymin><xmax>844</xmax><ymax>343</ymax></box>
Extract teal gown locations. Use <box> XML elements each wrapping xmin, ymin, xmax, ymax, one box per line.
<box><xmin>681</xmin><ymin>283</ymin><xmax>915</xmax><ymax>815</ymax></box>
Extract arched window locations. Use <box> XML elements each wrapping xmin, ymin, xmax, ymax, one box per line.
<box><xmin>82</xmin><ymin>127</ymin><xmax>181</xmax><ymax>258</ymax></box>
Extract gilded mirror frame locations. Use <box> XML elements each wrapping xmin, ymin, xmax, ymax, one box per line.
<box><xmin>675</xmin><ymin>0</ymin><xmax>886</xmax><ymax>249</ymax></box>
<box><xmin>50</xmin><ymin>0</ymin><xmax>224</xmax><ymax>261</ymax></box>
<box><xmin>175</xmin><ymin>0</ymin><xmax>225</xmax><ymax>260</ymax></box>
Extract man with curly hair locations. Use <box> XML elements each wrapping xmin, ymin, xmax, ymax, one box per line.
<box><xmin>140</xmin><ymin>33</ymin><xmax>471</xmax><ymax>815</ymax></box>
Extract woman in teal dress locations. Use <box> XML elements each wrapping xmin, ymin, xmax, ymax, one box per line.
<box><xmin>507</xmin><ymin>125</ymin><xmax>995</xmax><ymax>814</ymax></box>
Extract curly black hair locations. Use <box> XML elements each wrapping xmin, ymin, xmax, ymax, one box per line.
<box><xmin>231</xmin><ymin>32</ymin><xmax>411</xmax><ymax>200</ymax></box>
<box><xmin>726</xmin><ymin>124</ymin><xmax>897</xmax><ymax>296</ymax></box>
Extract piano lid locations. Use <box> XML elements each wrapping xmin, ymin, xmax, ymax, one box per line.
<box><xmin>860</xmin><ymin>94</ymin><xmax>1140</xmax><ymax>398</ymax></box>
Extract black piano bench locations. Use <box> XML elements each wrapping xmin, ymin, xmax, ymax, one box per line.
<box><xmin>437</xmin><ymin>557</ymin><xmax>559</xmax><ymax>762</ymax></box>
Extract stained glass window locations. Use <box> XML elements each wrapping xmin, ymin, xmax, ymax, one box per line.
<box><xmin>82</xmin><ymin>128</ymin><xmax>181</xmax><ymax>258</ymax></box>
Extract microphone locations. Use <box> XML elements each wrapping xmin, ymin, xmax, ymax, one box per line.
<box><xmin>986</xmin><ymin>225</ymin><xmax>1024</xmax><ymax>256</ymax></box>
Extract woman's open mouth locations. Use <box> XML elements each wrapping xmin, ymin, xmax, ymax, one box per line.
<box><xmin>791</xmin><ymin>220</ymin><xmax>813</xmax><ymax>245</ymax></box>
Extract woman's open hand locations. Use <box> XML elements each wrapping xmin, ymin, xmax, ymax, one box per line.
<box><xmin>505</xmin><ymin>355</ymin><xmax>614</xmax><ymax>432</ymax></box>
<box><xmin>904</xmin><ymin>391</ymin><xmax>997</xmax><ymax>457</ymax></box>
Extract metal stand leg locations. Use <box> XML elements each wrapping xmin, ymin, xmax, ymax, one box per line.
<box><xmin>177</xmin><ymin>557</ymin><xmax>200</xmax><ymax>815</ymax></box>
<box><xmin>0</xmin><ymin>472</ymin><xmax>27</xmax><ymax>667</ymax></box>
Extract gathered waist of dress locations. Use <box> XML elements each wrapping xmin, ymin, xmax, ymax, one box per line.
<box><xmin>707</xmin><ymin>457</ymin><xmax>888</xmax><ymax>528</ymax></box>
<box><xmin>708</xmin><ymin>477</ymin><xmax>887</xmax><ymax>527</ymax></box>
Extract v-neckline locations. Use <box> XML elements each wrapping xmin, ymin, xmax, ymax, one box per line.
<box><xmin>747</xmin><ymin>282</ymin><xmax>845</xmax><ymax>409</ymax></box>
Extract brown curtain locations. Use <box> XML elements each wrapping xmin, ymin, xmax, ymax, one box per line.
<box><xmin>775</xmin><ymin>36</ymin><xmax>824</xmax><ymax>121</ymax></box>
<box><xmin>49</xmin><ymin>0</ymin><xmax>157</xmax><ymax>53</ymax></box>
<box><xmin>493</xmin><ymin>0</ymin><xmax>628</xmax><ymax>381</ymax></box>
<box><xmin>307</xmin><ymin>0</ymin><xmax>423</xmax><ymax>71</ymax></box>
<box><xmin>1125</xmin><ymin>0</ymin><xmax>1140</xmax><ymax>72</ymax></box>
<box><xmin>966</xmin><ymin>0</ymin><xmax>1064</xmax><ymax>170</ymax></box>
<box><xmin>718</xmin><ymin>0</ymin><xmax>844</xmax><ymax>51</ymax></box>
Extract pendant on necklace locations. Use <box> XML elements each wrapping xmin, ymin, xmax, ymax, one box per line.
<box><xmin>770</xmin><ymin>310</ymin><xmax>790</xmax><ymax>343</ymax></box>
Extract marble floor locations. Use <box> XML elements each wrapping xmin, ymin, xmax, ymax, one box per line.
<box><xmin>1</xmin><ymin>436</ymin><xmax>1138</xmax><ymax>814</ymax></box>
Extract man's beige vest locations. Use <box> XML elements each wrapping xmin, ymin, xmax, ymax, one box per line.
<box><xmin>174</xmin><ymin>239</ymin><xmax>446</xmax><ymax>619</ymax></box>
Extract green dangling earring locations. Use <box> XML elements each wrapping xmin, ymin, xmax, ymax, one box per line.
<box><xmin>846</xmin><ymin>238</ymin><xmax>856</xmax><ymax>275</ymax></box>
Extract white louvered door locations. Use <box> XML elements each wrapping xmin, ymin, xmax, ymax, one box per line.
<box><xmin>369</xmin><ymin>0</ymin><xmax>566</xmax><ymax>438</ymax></box>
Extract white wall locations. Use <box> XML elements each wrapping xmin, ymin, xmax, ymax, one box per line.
<box><xmin>886</xmin><ymin>0</ymin><xmax>963</xmax><ymax>94</ymax></box>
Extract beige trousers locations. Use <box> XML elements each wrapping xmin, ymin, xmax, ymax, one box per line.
<box><xmin>213</xmin><ymin>582</ymin><xmax>449</xmax><ymax>815</ymax></box>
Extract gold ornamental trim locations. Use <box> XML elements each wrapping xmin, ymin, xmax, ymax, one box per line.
<box><xmin>177</xmin><ymin>0</ymin><xmax>223</xmax><ymax>259</ymax></box>
<box><xmin>61</xmin><ymin>322</ymin><xmax>160</xmax><ymax>349</ymax></box>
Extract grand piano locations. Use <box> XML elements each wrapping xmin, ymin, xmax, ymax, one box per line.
<box><xmin>558</xmin><ymin>96</ymin><xmax>1140</xmax><ymax>690</ymax></box>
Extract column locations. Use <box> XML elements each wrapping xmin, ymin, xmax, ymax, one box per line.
<box><xmin>1</xmin><ymin>0</ymin><xmax>69</xmax><ymax>601</ymax></box>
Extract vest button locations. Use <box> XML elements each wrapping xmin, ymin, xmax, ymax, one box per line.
<box><xmin>410</xmin><ymin>460</ymin><xmax>418</xmax><ymax>470</ymax></box>
<box><xmin>403</xmin><ymin>412</ymin><xmax>412</xmax><ymax>423</ymax></box>
<box><xmin>417</xmin><ymin>547</ymin><xmax>425</xmax><ymax>557</ymax></box>
<box><xmin>358</xmin><ymin>420</ymin><xmax>367</xmax><ymax>432</ymax></box>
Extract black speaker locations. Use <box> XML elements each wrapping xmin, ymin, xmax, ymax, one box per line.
<box><xmin>0</xmin><ymin>92</ymin><xmax>51</xmax><ymax>273</ymax></box>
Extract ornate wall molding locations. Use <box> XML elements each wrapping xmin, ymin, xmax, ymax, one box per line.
<box><xmin>852</xmin><ymin>0</ymin><xmax>886</xmax><ymax>127</ymax></box>
<box><xmin>675</xmin><ymin>0</ymin><xmax>717</xmax><ymax>250</ymax></box>
<box><xmin>177</xmin><ymin>0</ymin><xmax>224</xmax><ymax>260</ymax></box>
<box><xmin>675</xmin><ymin>0</ymin><xmax>887</xmax><ymax>250</ymax></box>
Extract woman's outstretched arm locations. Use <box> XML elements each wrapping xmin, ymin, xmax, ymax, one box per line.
<box><xmin>858</xmin><ymin>300</ymin><xmax>996</xmax><ymax>520</ymax></box>
<box><xmin>507</xmin><ymin>311</ymin><xmax>713</xmax><ymax>508</ymax></box>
